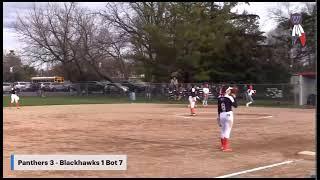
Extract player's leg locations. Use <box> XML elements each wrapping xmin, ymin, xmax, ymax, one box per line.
<box><xmin>205</xmin><ymin>95</ymin><xmax>208</xmax><ymax>106</ymax></box>
<box><xmin>10</xmin><ymin>94</ymin><xmax>14</xmax><ymax>107</ymax></box>
<box><xmin>249</xmin><ymin>96</ymin><xmax>253</xmax><ymax>106</ymax></box>
<box><xmin>222</xmin><ymin>112</ymin><xmax>234</xmax><ymax>152</ymax></box>
<box><xmin>246</xmin><ymin>95</ymin><xmax>253</xmax><ymax>107</ymax></box>
<box><xmin>15</xmin><ymin>95</ymin><xmax>20</xmax><ymax>109</ymax></box>
<box><xmin>191</xmin><ymin>97</ymin><xmax>196</xmax><ymax>115</ymax></box>
<box><xmin>189</xmin><ymin>97</ymin><xmax>194</xmax><ymax>115</ymax></box>
<box><xmin>219</xmin><ymin>113</ymin><xmax>227</xmax><ymax>150</ymax></box>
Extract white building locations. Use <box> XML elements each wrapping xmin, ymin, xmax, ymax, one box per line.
<box><xmin>290</xmin><ymin>72</ymin><xmax>316</xmax><ymax>106</ymax></box>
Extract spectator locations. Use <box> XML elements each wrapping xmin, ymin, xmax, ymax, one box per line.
<box><xmin>40</xmin><ymin>83</ymin><xmax>46</xmax><ymax>97</ymax></box>
<box><xmin>145</xmin><ymin>83</ymin><xmax>152</xmax><ymax>100</ymax></box>
<box><xmin>243</xmin><ymin>84</ymin><xmax>248</xmax><ymax>101</ymax></box>
<box><xmin>129</xmin><ymin>85</ymin><xmax>136</xmax><ymax>101</ymax></box>
<box><xmin>170</xmin><ymin>76</ymin><xmax>179</xmax><ymax>90</ymax></box>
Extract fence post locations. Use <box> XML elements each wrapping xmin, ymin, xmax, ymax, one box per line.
<box><xmin>281</xmin><ymin>84</ymin><xmax>285</xmax><ymax>101</ymax></box>
<box><xmin>86</xmin><ymin>83</ymin><xmax>88</xmax><ymax>96</ymax></box>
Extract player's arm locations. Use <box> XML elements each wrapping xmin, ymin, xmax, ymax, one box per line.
<box><xmin>217</xmin><ymin>98</ymin><xmax>222</xmax><ymax>127</ymax></box>
<box><xmin>232</xmin><ymin>97</ymin><xmax>238</xmax><ymax>108</ymax></box>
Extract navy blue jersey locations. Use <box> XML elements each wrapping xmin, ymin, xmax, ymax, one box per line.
<box><xmin>217</xmin><ymin>95</ymin><xmax>237</xmax><ymax>114</ymax></box>
<box><xmin>189</xmin><ymin>87</ymin><xmax>197</xmax><ymax>97</ymax></box>
<box><xmin>11</xmin><ymin>88</ymin><xmax>16</xmax><ymax>94</ymax></box>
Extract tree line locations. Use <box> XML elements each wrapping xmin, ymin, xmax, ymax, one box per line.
<box><xmin>7</xmin><ymin>2</ymin><xmax>316</xmax><ymax>83</ymax></box>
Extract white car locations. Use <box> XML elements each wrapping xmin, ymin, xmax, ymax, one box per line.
<box><xmin>3</xmin><ymin>82</ymin><xmax>12</xmax><ymax>93</ymax></box>
<box><xmin>14</xmin><ymin>82</ymin><xmax>31</xmax><ymax>91</ymax></box>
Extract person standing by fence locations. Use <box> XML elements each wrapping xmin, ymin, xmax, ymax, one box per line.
<box><xmin>129</xmin><ymin>85</ymin><xmax>136</xmax><ymax>102</ymax></box>
<box><xmin>40</xmin><ymin>82</ymin><xmax>46</xmax><ymax>97</ymax></box>
<box><xmin>202</xmin><ymin>83</ymin><xmax>210</xmax><ymax>106</ymax></box>
<box><xmin>170</xmin><ymin>76</ymin><xmax>179</xmax><ymax>90</ymax></box>
<box><xmin>145</xmin><ymin>83</ymin><xmax>152</xmax><ymax>100</ymax></box>
<box><xmin>243</xmin><ymin>84</ymin><xmax>248</xmax><ymax>101</ymax></box>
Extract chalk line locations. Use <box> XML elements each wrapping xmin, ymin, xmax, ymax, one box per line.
<box><xmin>215</xmin><ymin>160</ymin><xmax>295</xmax><ymax>178</ymax></box>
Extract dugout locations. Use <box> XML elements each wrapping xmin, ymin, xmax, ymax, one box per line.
<box><xmin>290</xmin><ymin>72</ymin><xmax>316</xmax><ymax>106</ymax></box>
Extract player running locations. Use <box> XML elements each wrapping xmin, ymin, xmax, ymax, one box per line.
<box><xmin>246</xmin><ymin>85</ymin><xmax>256</xmax><ymax>107</ymax></box>
<box><xmin>10</xmin><ymin>84</ymin><xmax>20</xmax><ymax>109</ymax></box>
<box><xmin>202</xmin><ymin>83</ymin><xmax>210</xmax><ymax>107</ymax></box>
<box><xmin>217</xmin><ymin>86</ymin><xmax>238</xmax><ymax>152</ymax></box>
<box><xmin>188</xmin><ymin>84</ymin><xmax>199</xmax><ymax>116</ymax></box>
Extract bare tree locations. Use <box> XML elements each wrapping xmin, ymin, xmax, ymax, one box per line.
<box><xmin>14</xmin><ymin>2</ymin><xmax>132</xmax><ymax>82</ymax></box>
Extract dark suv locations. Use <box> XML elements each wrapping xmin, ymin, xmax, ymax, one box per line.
<box><xmin>121</xmin><ymin>80</ymin><xmax>146</xmax><ymax>93</ymax></box>
<box><xmin>76</xmin><ymin>81</ymin><xmax>106</xmax><ymax>93</ymax></box>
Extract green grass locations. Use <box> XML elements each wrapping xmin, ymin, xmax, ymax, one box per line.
<box><xmin>2</xmin><ymin>95</ymin><xmax>183</xmax><ymax>107</ymax></box>
<box><xmin>3</xmin><ymin>95</ymin><xmax>307</xmax><ymax>109</ymax></box>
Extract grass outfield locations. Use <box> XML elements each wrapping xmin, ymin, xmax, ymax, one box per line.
<box><xmin>2</xmin><ymin>95</ymin><xmax>308</xmax><ymax>108</ymax></box>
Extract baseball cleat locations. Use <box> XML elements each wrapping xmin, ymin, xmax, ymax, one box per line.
<box><xmin>222</xmin><ymin>138</ymin><xmax>232</xmax><ymax>152</ymax></box>
<box><xmin>222</xmin><ymin>148</ymin><xmax>232</xmax><ymax>152</ymax></box>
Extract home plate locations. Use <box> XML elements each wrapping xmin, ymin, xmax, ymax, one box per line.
<box><xmin>297</xmin><ymin>151</ymin><xmax>315</xmax><ymax>156</ymax></box>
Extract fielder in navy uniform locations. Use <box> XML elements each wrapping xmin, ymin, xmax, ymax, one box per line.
<box><xmin>217</xmin><ymin>86</ymin><xmax>238</xmax><ymax>152</ymax></box>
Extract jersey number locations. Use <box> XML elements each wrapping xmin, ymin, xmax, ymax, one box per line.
<box><xmin>221</xmin><ymin>102</ymin><xmax>226</xmax><ymax>112</ymax></box>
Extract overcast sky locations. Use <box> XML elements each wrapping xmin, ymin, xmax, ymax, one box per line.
<box><xmin>3</xmin><ymin>2</ymin><xmax>315</xmax><ymax>52</ymax></box>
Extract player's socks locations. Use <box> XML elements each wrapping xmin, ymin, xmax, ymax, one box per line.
<box><xmin>16</xmin><ymin>102</ymin><xmax>20</xmax><ymax>109</ymax></box>
<box><xmin>221</xmin><ymin>138</ymin><xmax>225</xmax><ymax>151</ymax></box>
<box><xmin>191</xmin><ymin>108</ymin><xmax>196</xmax><ymax>115</ymax></box>
<box><xmin>10</xmin><ymin>103</ymin><xmax>13</xmax><ymax>107</ymax></box>
<box><xmin>222</xmin><ymin>138</ymin><xmax>232</xmax><ymax>152</ymax></box>
<box><xmin>220</xmin><ymin>138</ymin><xmax>224</xmax><ymax>150</ymax></box>
<box><xmin>190</xmin><ymin>108</ymin><xmax>193</xmax><ymax>115</ymax></box>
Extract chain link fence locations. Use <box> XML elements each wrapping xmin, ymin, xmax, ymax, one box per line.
<box><xmin>3</xmin><ymin>82</ymin><xmax>311</xmax><ymax>106</ymax></box>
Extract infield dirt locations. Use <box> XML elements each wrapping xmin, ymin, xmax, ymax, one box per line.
<box><xmin>3</xmin><ymin>104</ymin><xmax>316</xmax><ymax>177</ymax></box>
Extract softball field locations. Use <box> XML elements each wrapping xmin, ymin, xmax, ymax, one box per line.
<box><xmin>3</xmin><ymin>104</ymin><xmax>316</xmax><ymax>177</ymax></box>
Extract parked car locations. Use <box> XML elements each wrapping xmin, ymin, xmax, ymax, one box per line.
<box><xmin>50</xmin><ymin>82</ymin><xmax>69</xmax><ymax>92</ymax></box>
<box><xmin>14</xmin><ymin>82</ymin><xmax>31</xmax><ymax>91</ymax></box>
<box><xmin>114</xmin><ymin>83</ymin><xmax>129</xmax><ymax>92</ymax></box>
<box><xmin>75</xmin><ymin>81</ymin><xmax>106</xmax><ymax>93</ymax></box>
<box><xmin>3</xmin><ymin>82</ymin><xmax>12</xmax><ymax>93</ymax></box>
<box><xmin>104</xmin><ymin>82</ymin><xmax>129</xmax><ymax>94</ymax></box>
<box><xmin>121</xmin><ymin>80</ymin><xmax>146</xmax><ymax>92</ymax></box>
<box><xmin>39</xmin><ymin>82</ymin><xmax>52</xmax><ymax>91</ymax></box>
<box><xmin>27</xmin><ymin>82</ymin><xmax>41</xmax><ymax>92</ymax></box>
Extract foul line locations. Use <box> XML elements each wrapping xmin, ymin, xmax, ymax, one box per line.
<box><xmin>215</xmin><ymin>160</ymin><xmax>295</xmax><ymax>178</ymax></box>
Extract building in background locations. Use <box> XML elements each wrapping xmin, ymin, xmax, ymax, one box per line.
<box><xmin>290</xmin><ymin>72</ymin><xmax>316</xmax><ymax>106</ymax></box>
